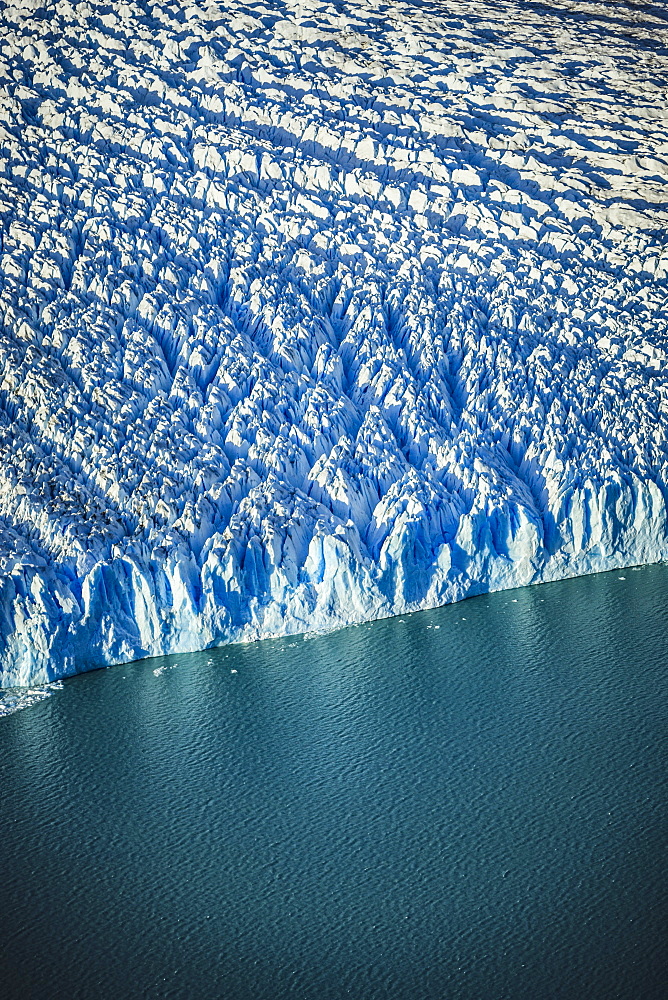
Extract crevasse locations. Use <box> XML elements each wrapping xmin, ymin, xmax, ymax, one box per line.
<box><xmin>1</xmin><ymin>0</ymin><xmax>667</xmax><ymax>685</ymax></box>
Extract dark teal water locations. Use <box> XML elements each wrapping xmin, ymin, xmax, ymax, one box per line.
<box><xmin>1</xmin><ymin>566</ymin><xmax>667</xmax><ymax>1000</ymax></box>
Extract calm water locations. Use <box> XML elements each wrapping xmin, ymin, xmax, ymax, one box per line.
<box><xmin>1</xmin><ymin>567</ymin><xmax>667</xmax><ymax>1000</ymax></box>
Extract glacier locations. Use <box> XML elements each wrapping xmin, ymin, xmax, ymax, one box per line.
<box><xmin>1</xmin><ymin>0</ymin><xmax>668</xmax><ymax>685</ymax></box>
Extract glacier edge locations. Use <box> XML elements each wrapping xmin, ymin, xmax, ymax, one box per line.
<box><xmin>3</xmin><ymin>475</ymin><xmax>666</xmax><ymax>686</ymax></box>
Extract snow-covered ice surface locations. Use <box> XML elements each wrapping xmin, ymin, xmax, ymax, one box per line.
<box><xmin>1</xmin><ymin>0</ymin><xmax>668</xmax><ymax>685</ymax></box>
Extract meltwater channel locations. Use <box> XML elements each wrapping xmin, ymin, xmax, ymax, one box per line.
<box><xmin>1</xmin><ymin>566</ymin><xmax>667</xmax><ymax>1000</ymax></box>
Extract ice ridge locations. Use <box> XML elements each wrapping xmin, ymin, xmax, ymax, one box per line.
<box><xmin>1</xmin><ymin>0</ymin><xmax>668</xmax><ymax>684</ymax></box>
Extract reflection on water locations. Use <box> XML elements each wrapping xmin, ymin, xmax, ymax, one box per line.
<box><xmin>1</xmin><ymin>566</ymin><xmax>667</xmax><ymax>1000</ymax></box>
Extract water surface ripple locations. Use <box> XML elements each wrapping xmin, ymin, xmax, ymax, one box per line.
<box><xmin>1</xmin><ymin>567</ymin><xmax>667</xmax><ymax>999</ymax></box>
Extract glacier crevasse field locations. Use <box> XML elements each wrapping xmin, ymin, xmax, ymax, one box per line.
<box><xmin>1</xmin><ymin>0</ymin><xmax>668</xmax><ymax>684</ymax></box>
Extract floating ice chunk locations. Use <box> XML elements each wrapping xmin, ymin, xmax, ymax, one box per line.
<box><xmin>0</xmin><ymin>682</ymin><xmax>62</xmax><ymax>717</ymax></box>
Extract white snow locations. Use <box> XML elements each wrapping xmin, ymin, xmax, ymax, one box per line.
<box><xmin>1</xmin><ymin>0</ymin><xmax>668</xmax><ymax>685</ymax></box>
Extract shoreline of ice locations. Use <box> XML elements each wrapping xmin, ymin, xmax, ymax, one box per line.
<box><xmin>3</xmin><ymin>521</ymin><xmax>666</xmax><ymax>686</ymax></box>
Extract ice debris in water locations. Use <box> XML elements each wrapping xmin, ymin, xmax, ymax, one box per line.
<box><xmin>153</xmin><ymin>662</ymin><xmax>178</xmax><ymax>676</ymax></box>
<box><xmin>1</xmin><ymin>0</ymin><xmax>668</xmax><ymax>685</ymax></box>
<box><xmin>0</xmin><ymin>681</ymin><xmax>63</xmax><ymax>717</ymax></box>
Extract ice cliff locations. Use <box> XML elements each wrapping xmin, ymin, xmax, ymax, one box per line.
<box><xmin>1</xmin><ymin>0</ymin><xmax>668</xmax><ymax>685</ymax></box>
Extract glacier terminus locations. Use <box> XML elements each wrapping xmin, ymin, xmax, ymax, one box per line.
<box><xmin>1</xmin><ymin>0</ymin><xmax>667</xmax><ymax>685</ymax></box>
